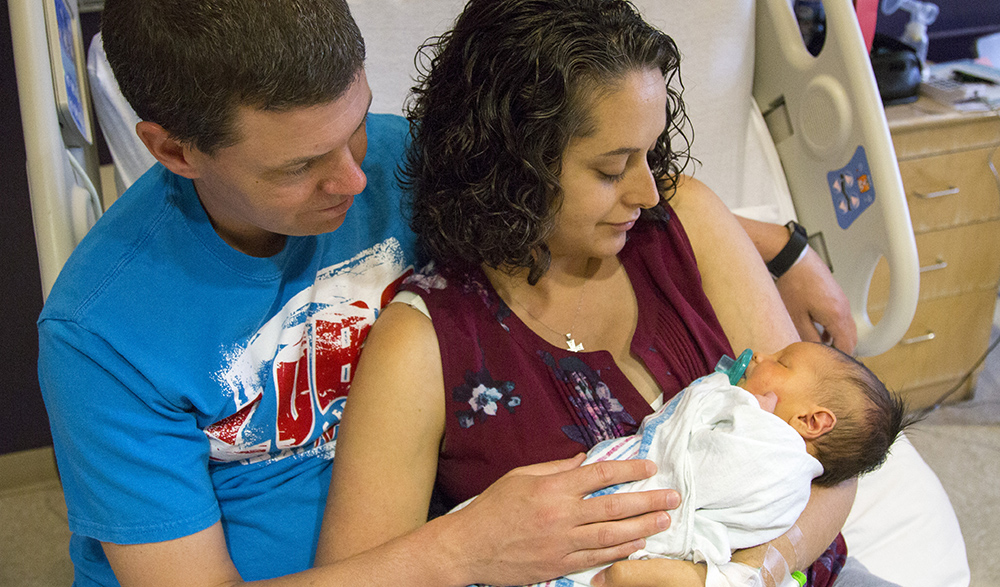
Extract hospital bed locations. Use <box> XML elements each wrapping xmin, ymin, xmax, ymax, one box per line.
<box><xmin>10</xmin><ymin>0</ymin><xmax>916</xmax><ymax>358</ymax></box>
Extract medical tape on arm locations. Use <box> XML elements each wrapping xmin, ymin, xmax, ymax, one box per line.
<box><xmin>759</xmin><ymin>525</ymin><xmax>807</xmax><ymax>587</ymax></box>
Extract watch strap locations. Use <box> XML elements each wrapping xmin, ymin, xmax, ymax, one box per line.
<box><xmin>766</xmin><ymin>221</ymin><xmax>808</xmax><ymax>279</ymax></box>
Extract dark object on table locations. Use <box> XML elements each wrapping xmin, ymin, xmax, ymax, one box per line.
<box><xmin>870</xmin><ymin>33</ymin><xmax>922</xmax><ymax>105</ymax></box>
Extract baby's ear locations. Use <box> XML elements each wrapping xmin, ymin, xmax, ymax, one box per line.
<box><xmin>793</xmin><ymin>407</ymin><xmax>836</xmax><ymax>439</ymax></box>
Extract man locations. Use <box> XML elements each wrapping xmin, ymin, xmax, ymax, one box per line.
<box><xmin>37</xmin><ymin>2</ymin><xmax>677</xmax><ymax>586</ymax></box>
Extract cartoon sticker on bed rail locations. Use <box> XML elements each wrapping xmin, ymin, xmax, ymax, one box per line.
<box><xmin>827</xmin><ymin>145</ymin><xmax>875</xmax><ymax>229</ymax></box>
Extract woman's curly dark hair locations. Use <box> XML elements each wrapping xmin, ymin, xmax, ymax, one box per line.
<box><xmin>402</xmin><ymin>0</ymin><xmax>691</xmax><ymax>283</ymax></box>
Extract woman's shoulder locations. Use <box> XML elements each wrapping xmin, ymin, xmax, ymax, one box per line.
<box><xmin>399</xmin><ymin>262</ymin><xmax>497</xmax><ymax>315</ymax></box>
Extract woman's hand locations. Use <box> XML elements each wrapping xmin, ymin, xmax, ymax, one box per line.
<box><xmin>590</xmin><ymin>558</ymin><xmax>707</xmax><ymax>587</ymax></box>
<box><xmin>442</xmin><ymin>455</ymin><xmax>683</xmax><ymax>586</ymax></box>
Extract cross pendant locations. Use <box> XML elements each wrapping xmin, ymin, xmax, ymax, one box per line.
<box><xmin>565</xmin><ymin>334</ymin><xmax>584</xmax><ymax>353</ymax></box>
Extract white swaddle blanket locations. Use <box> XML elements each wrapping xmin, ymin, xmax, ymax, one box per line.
<box><xmin>504</xmin><ymin>373</ymin><xmax>822</xmax><ymax>587</ymax></box>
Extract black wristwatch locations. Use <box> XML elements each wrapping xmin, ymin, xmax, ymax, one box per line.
<box><xmin>766</xmin><ymin>221</ymin><xmax>808</xmax><ymax>279</ymax></box>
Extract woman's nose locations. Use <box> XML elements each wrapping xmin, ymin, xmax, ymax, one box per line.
<box><xmin>626</xmin><ymin>162</ymin><xmax>660</xmax><ymax>209</ymax></box>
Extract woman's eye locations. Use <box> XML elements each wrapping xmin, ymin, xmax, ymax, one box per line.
<box><xmin>600</xmin><ymin>170</ymin><xmax>627</xmax><ymax>183</ymax></box>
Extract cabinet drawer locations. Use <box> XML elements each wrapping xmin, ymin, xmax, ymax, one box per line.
<box><xmin>889</xmin><ymin>100</ymin><xmax>1000</xmax><ymax>158</ymax></box>
<box><xmin>897</xmin><ymin>145</ymin><xmax>1000</xmax><ymax>233</ymax></box>
<box><xmin>868</xmin><ymin>220</ymin><xmax>1000</xmax><ymax>310</ymax></box>
<box><xmin>863</xmin><ymin>289</ymin><xmax>996</xmax><ymax>393</ymax></box>
<box><xmin>891</xmin><ymin>376</ymin><xmax>975</xmax><ymax>411</ymax></box>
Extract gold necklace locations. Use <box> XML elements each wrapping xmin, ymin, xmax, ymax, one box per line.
<box><xmin>504</xmin><ymin>268</ymin><xmax>590</xmax><ymax>353</ymax></box>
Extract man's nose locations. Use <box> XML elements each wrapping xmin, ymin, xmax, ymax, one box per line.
<box><xmin>318</xmin><ymin>149</ymin><xmax>367</xmax><ymax>196</ymax></box>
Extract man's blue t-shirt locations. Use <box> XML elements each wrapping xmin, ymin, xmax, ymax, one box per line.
<box><xmin>38</xmin><ymin>114</ymin><xmax>417</xmax><ymax>585</ymax></box>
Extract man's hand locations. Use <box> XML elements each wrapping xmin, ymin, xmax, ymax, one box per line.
<box><xmin>443</xmin><ymin>454</ymin><xmax>681</xmax><ymax>586</ymax></box>
<box><xmin>775</xmin><ymin>247</ymin><xmax>857</xmax><ymax>355</ymax></box>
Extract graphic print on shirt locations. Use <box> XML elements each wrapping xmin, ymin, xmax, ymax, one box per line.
<box><xmin>205</xmin><ymin>238</ymin><xmax>411</xmax><ymax>464</ymax></box>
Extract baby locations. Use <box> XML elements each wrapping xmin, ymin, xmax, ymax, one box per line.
<box><xmin>501</xmin><ymin>341</ymin><xmax>909</xmax><ymax>587</ymax></box>
<box><xmin>737</xmin><ymin>341</ymin><xmax>907</xmax><ymax>488</ymax></box>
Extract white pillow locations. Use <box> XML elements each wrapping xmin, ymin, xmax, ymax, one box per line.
<box><xmin>843</xmin><ymin>434</ymin><xmax>970</xmax><ymax>587</ymax></box>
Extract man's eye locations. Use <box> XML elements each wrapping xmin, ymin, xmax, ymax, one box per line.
<box><xmin>287</xmin><ymin>163</ymin><xmax>311</xmax><ymax>176</ymax></box>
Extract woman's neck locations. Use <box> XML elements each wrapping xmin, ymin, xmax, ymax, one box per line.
<box><xmin>485</xmin><ymin>256</ymin><xmax>621</xmax><ymax>351</ymax></box>
<box><xmin>484</xmin><ymin>256</ymin><xmax>601</xmax><ymax>305</ymax></box>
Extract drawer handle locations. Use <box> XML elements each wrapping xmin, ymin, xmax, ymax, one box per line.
<box><xmin>913</xmin><ymin>186</ymin><xmax>960</xmax><ymax>199</ymax></box>
<box><xmin>919</xmin><ymin>259</ymin><xmax>948</xmax><ymax>273</ymax></box>
<box><xmin>901</xmin><ymin>331</ymin><xmax>936</xmax><ymax>345</ymax></box>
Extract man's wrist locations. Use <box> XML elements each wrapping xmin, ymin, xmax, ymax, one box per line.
<box><xmin>766</xmin><ymin>221</ymin><xmax>809</xmax><ymax>280</ymax></box>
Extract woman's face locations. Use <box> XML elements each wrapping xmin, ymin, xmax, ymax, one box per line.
<box><xmin>548</xmin><ymin>67</ymin><xmax>667</xmax><ymax>260</ymax></box>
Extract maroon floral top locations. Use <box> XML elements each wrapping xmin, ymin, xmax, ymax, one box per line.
<box><xmin>400</xmin><ymin>211</ymin><xmax>733</xmax><ymax>507</ymax></box>
<box><xmin>398</xmin><ymin>209</ymin><xmax>846</xmax><ymax>586</ymax></box>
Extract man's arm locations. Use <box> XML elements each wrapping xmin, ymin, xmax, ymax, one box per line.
<box><xmin>50</xmin><ymin>307</ymin><xmax>676</xmax><ymax>587</ymax></box>
<box><xmin>104</xmin><ymin>456</ymin><xmax>679</xmax><ymax>587</ymax></box>
<box><xmin>737</xmin><ymin>216</ymin><xmax>857</xmax><ymax>355</ymax></box>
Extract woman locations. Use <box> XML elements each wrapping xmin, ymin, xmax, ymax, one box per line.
<box><xmin>321</xmin><ymin>0</ymin><xmax>854</xmax><ymax>584</ymax></box>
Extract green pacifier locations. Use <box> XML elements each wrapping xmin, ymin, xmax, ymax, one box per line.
<box><xmin>714</xmin><ymin>348</ymin><xmax>753</xmax><ymax>385</ymax></box>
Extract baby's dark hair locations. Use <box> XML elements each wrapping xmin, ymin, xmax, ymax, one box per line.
<box><xmin>810</xmin><ymin>346</ymin><xmax>911</xmax><ymax>486</ymax></box>
<box><xmin>102</xmin><ymin>0</ymin><xmax>365</xmax><ymax>155</ymax></box>
<box><xmin>402</xmin><ymin>0</ymin><xmax>691</xmax><ymax>284</ymax></box>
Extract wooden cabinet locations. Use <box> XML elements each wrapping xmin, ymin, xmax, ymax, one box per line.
<box><xmin>865</xmin><ymin>98</ymin><xmax>1000</xmax><ymax>410</ymax></box>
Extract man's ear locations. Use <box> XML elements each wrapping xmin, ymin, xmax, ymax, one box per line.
<box><xmin>792</xmin><ymin>407</ymin><xmax>836</xmax><ymax>439</ymax></box>
<box><xmin>135</xmin><ymin>121</ymin><xmax>202</xmax><ymax>179</ymax></box>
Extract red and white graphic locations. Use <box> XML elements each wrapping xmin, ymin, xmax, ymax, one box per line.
<box><xmin>205</xmin><ymin>239</ymin><xmax>411</xmax><ymax>463</ymax></box>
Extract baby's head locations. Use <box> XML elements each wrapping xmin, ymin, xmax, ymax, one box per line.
<box><xmin>742</xmin><ymin>341</ymin><xmax>909</xmax><ymax>486</ymax></box>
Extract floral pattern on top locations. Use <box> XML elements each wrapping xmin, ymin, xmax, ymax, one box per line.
<box><xmin>540</xmin><ymin>352</ymin><xmax>637</xmax><ymax>446</ymax></box>
<box><xmin>403</xmin><ymin>262</ymin><xmax>448</xmax><ymax>292</ymax></box>
<box><xmin>462</xmin><ymin>271</ymin><xmax>513</xmax><ymax>332</ymax></box>
<box><xmin>452</xmin><ymin>366</ymin><xmax>521</xmax><ymax>429</ymax></box>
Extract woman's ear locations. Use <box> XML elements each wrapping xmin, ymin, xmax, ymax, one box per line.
<box><xmin>135</xmin><ymin>121</ymin><xmax>201</xmax><ymax>179</ymax></box>
<box><xmin>792</xmin><ymin>407</ymin><xmax>836</xmax><ymax>439</ymax></box>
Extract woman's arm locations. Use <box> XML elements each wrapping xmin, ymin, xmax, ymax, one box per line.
<box><xmin>737</xmin><ymin>216</ymin><xmax>857</xmax><ymax>354</ymax></box>
<box><xmin>595</xmin><ymin>177</ymin><xmax>853</xmax><ymax>586</ymax></box>
<box><xmin>669</xmin><ymin>176</ymin><xmax>797</xmax><ymax>354</ymax></box>
<box><xmin>731</xmin><ymin>480</ymin><xmax>858</xmax><ymax>573</ymax></box>
<box><xmin>320</xmin><ymin>301</ymin><xmax>448</xmax><ymax>560</ymax></box>
<box><xmin>317</xmin><ymin>301</ymin><xmax>684</xmax><ymax>586</ymax></box>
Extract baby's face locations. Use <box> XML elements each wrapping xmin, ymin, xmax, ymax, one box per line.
<box><xmin>741</xmin><ymin>342</ymin><xmax>830</xmax><ymax>422</ymax></box>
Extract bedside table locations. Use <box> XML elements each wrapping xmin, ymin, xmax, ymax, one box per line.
<box><xmin>865</xmin><ymin>97</ymin><xmax>1000</xmax><ymax>410</ymax></box>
